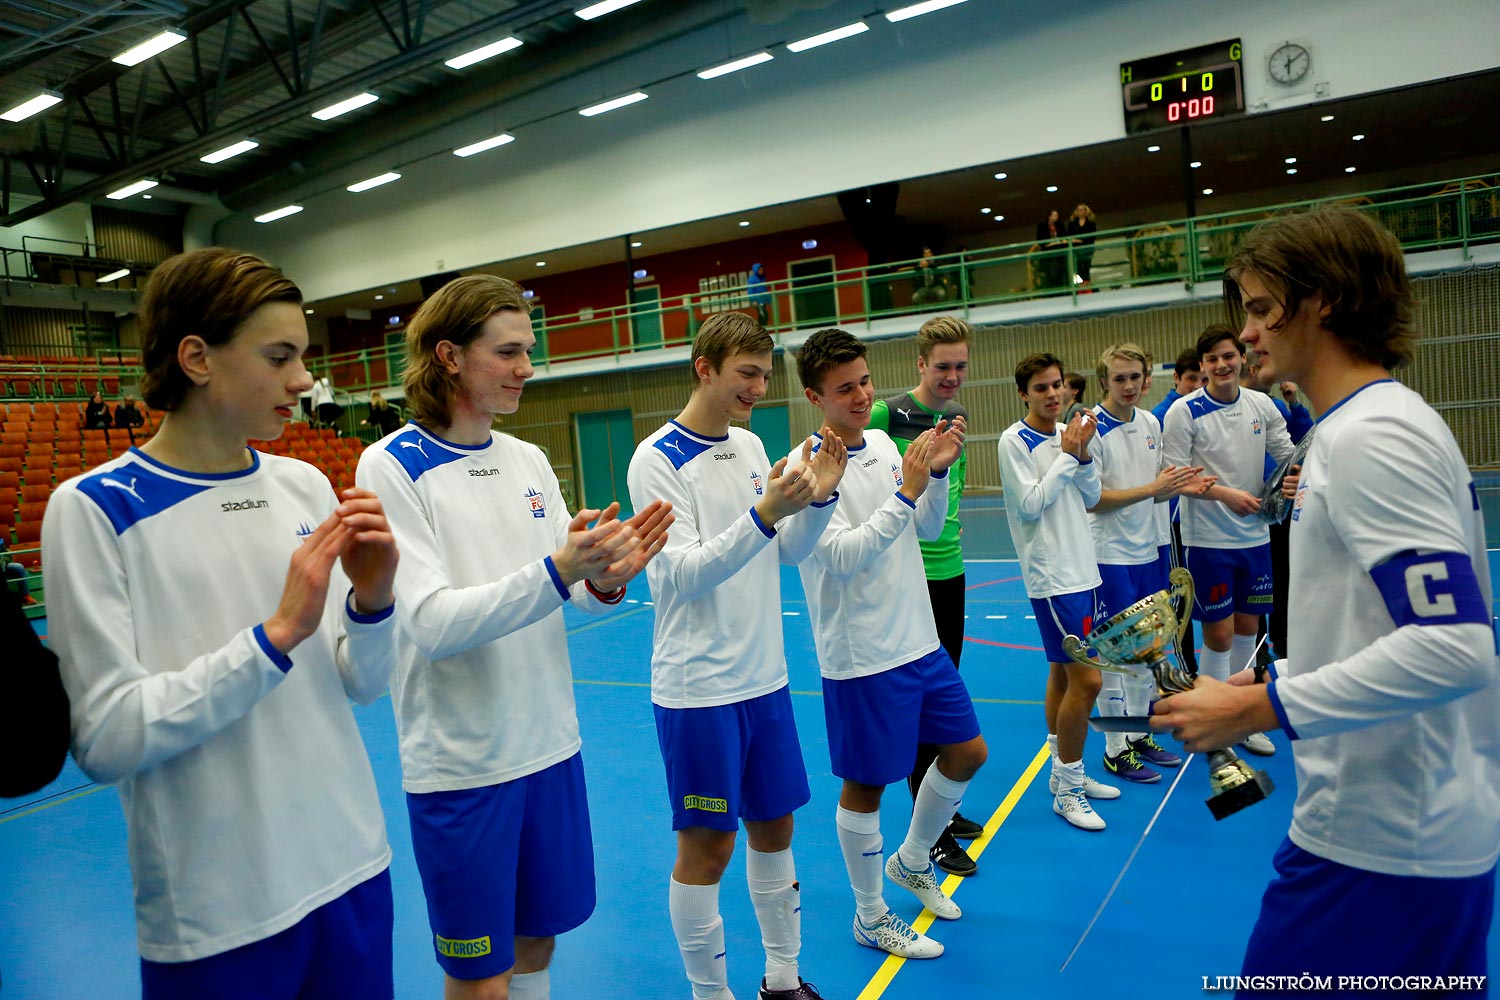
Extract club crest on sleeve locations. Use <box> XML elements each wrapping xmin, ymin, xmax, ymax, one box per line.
<box><xmin>750</xmin><ymin>471</ymin><xmax>764</xmax><ymax>495</ymax></box>
<box><xmin>524</xmin><ymin>487</ymin><xmax>546</xmax><ymax>518</ymax></box>
<box><xmin>890</xmin><ymin>462</ymin><xmax>903</xmax><ymax>488</ymax></box>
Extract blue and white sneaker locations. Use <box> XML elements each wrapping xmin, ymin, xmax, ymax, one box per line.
<box><xmin>886</xmin><ymin>852</ymin><xmax>961</xmax><ymax>919</ymax></box>
<box><xmin>1128</xmin><ymin>734</ymin><xmax>1182</xmax><ymax>767</ymax></box>
<box><xmin>1102</xmin><ymin>748</ymin><xmax>1161</xmax><ymax>784</ymax></box>
<box><xmin>1053</xmin><ymin>787</ymin><xmax>1106</xmax><ymax>831</ymax></box>
<box><xmin>854</xmin><ymin>912</ymin><xmax>944</xmax><ymax>959</ymax></box>
<box><xmin>1049</xmin><ymin>769</ymin><xmax>1122</xmax><ymax>799</ymax></box>
<box><xmin>1240</xmin><ymin>732</ymin><xmax>1276</xmax><ymax>756</ymax></box>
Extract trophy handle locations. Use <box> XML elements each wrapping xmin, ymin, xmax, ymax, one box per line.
<box><xmin>1061</xmin><ymin>634</ymin><xmax>1135</xmax><ymax>675</ymax></box>
<box><xmin>1167</xmin><ymin>567</ymin><xmax>1194</xmax><ymax>653</ymax></box>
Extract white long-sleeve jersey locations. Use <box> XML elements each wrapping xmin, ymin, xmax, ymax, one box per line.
<box><xmin>1088</xmin><ymin>405</ymin><xmax>1166</xmax><ymax>566</ymax></box>
<box><xmin>999</xmin><ymin>419</ymin><xmax>1102</xmax><ymax>599</ymax></box>
<box><xmin>42</xmin><ymin>449</ymin><xmax>395</xmax><ymax>963</ymax></box>
<box><xmin>794</xmin><ymin>430</ymin><xmax>947</xmax><ymax>680</ymax></box>
<box><xmin>357</xmin><ymin>424</ymin><xmax>623</xmax><ymax>793</ymax></box>
<box><xmin>1268</xmin><ymin>380</ymin><xmax>1499</xmax><ymax>878</ymax></box>
<box><xmin>627</xmin><ymin>421</ymin><xmax>836</xmax><ymax>708</ymax></box>
<box><xmin>1161</xmin><ymin>387</ymin><xmax>1294</xmax><ymax>549</ymax></box>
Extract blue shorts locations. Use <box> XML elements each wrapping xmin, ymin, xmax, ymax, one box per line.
<box><xmin>140</xmin><ymin>869</ymin><xmax>393</xmax><ymax>1000</ymax></box>
<box><xmin>822</xmin><ymin>648</ymin><xmax>982</xmax><ymax>786</ymax></box>
<box><xmin>1097</xmin><ymin>561</ymin><xmax>1166</xmax><ymax>623</ymax></box>
<box><xmin>406</xmin><ymin>753</ymin><xmax>597</xmax><ymax>980</ymax></box>
<box><xmin>654</xmin><ymin>686</ymin><xmax>811</xmax><ymax>832</ymax></box>
<box><xmin>1186</xmin><ymin>544</ymin><xmax>1273</xmax><ymax>622</ymax></box>
<box><xmin>1157</xmin><ymin>543</ymin><xmax>1175</xmax><ymax>583</ymax></box>
<box><xmin>1030</xmin><ymin>589</ymin><xmax>1102</xmax><ymax>663</ymax></box>
<box><xmin>1239</xmin><ymin>838</ymin><xmax>1492</xmax><ymax>998</ymax></box>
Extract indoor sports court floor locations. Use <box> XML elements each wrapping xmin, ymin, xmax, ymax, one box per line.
<box><xmin>4</xmin><ymin>494</ymin><xmax>1499</xmax><ymax>999</ymax></box>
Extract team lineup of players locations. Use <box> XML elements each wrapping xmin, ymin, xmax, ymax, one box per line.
<box><xmin>38</xmin><ymin>206</ymin><xmax>1495</xmax><ymax>1000</ymax></box>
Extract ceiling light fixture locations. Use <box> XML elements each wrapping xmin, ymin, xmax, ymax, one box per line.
<box><xmin>1147</xmin><ymin>144</ymin><xmax>1161</xmax><ymax>152</ymax></box>
<box><xmin>1320</xmin><ymin>114</ymin><xmax>1335</xmax><ymax>122</ymax></box>
<box><xmin>112</xmin><ymin>30</ymin><xmax>186</xmax><ymax>66</ymax></box>
<box><xmin>305</xmin><ymin>309</ymin><xmax>315</xmax><ymax>315</ymax></box>
<box><xmin>1046</xmin><ymin>185</ymin><xmax>1058</xmax><ymax>192</ymax></box>
<box><xmin>444</xmin><ymin>36</ymin><xmax>522</xmax><ymax>70</ymax></box>
<box><xmin>1352</xmin><ymin>133</ymin><xmax>1365</xmax><ymax>141</ymax></box>
<box><xmin>575</xmin><ymin>0</ymin><xmax>645</xmax><ymax>19</ymax></box>
<box><xmin>994</xmin><ymin>171</ymin><xmax>1008</xmax><ymax>180</ymax></box>
<box><xmin>1</xmin><ymin>91</ymin><xmax>62</xmax><ymax>123</ymax></box>
<box><xmin>200</xmin><ymin>139</ymin><xmax>259</xmax><ymax>164</ymax></box>
<box><xmin>1202</xmin><ymin>188</ymin><xmax>1214</xmax><ymax>195</ymax></box>
<box><xmin>312</xmin><ymin>92</ymin><xmax>378</xmax><ymax>120</ymax></box>
<box><xmin>106</xmin><ymin>179</ymin><xmax>158</xmax><ymax>200</ymax></box>
<box><xmin>1284</xmin><ymin>156</ymin><xmax>1298</xmax><ymax>164</ymax></box>
<box><xmin>980</xmin><ymin>207</ymin><xmax>991</xmax><ymax>214</ymax></box>
<box><xmin>346</xmin><ymin>172</ymin><xmax>401</xmax><ymax>192</ymax></box>
<box><xmin>993</xmin><ymin>214</ymin><xmax>1005</xmax><ymax>221</ymax></box>
<box><xmin>1286</xmin><ymin>168</ymin><xmax>1298</xmax><ymax>175</ymax></box>
<box><xmin>697</xmin><ymin>52</ymin><xmax>773</xmax><ymax>80</ymax></box>
<box><xmin>739</xmin><ymin>220</ymin><xmax>750</xmax><ymax>227</ymax></box>
<box><xmin>787</xmin><ymin>21</ymin><xmax>868</xmax><ymax>52</ymax></box>
<box><xmin>1190</xmin><ymin>160</ymin><xmax>1202</xmax><ymax>168</ymax></box>
<box><xmin>885</xmin><ymin>0</ymin><xmax>968</xmax><ymax>22</ymax></box>
<box><xmin>631</xmin><ymin>241</ymin><xmax>643</xmax><ymax>248</ymax></box>
<box><xmin>374</xmin><ymin>294</ymin><xmax>384</xmax><ymax>301</ymax></box>
<box><xmin>1345</xmin><ymin>166</ymin><xmax>1357</xmax><ymax>173</ymax></box>
<box><xmin>98</xmin><ymin>268</ymin><xmax>130</xmax><ymax>283</ymax></box>
<box><xmin>454</xmin><ymin>133</ymin><xmax>516</xmax><ymax>157</ymax></box>
<box><xmin>254</xmin><ymin>205</ymin><xmax>303</xmax><ymax>223</ymax></box>
<box><xmin>579</xmin><ymin>92</ymin><xmax>648</xmax><ymax>116</ymax></box>
<box><xmin>536</xmin><ymin>261</ymin><xmax>546</xmax><ymax>267</ymax></box>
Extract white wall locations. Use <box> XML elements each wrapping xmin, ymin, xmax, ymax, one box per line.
<box><xmin>0</xmin><ymin>199</ymin><xmax>94</xmax><ymax>264</ymax></box>
<box><xmin>215</xmin><ymin>0</ymin><xmax>1500</xmax><ymax>301</ymax></box>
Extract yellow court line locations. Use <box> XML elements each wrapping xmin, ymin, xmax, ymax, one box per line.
<box><xmin>0</xmin><ymin>784</ymin><xmax>110</xmax><ymax>827</ymax></box>
<box><xmin>856</xmin><ymin>742</ymin><xmax>1052</xmax><ymax>1000</ymax></box>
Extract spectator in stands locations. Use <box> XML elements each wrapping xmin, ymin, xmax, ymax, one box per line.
<box><xmin>85</xmin><ymin>391</ymin><xmax>112</xmax><ymax>430</ymax></box>
<box><xmin>2</xmin><ymin>536</ymin><xmax>35</xmax><ymax>606</ymax></box>
<box><xmin>1067</xmin><ymin>204</ymin><xmax>1098</xmax><ymax>285</ymax></box>
<box><xmin>913</xmin><ymin>246</ymin><xmax>949</xmax><ymax>305</ymax></box>
<box><xmin>1062</xmin><ymin>372</ymin><xmax>1090</xmax><ymax>423</ymax></box>
<box><xmin>114</xmin><ymin>395</ymin><xmax>146</xmax><ymax>444</ymax></box>
<box><xmin>361</xmin><ymin>391</ymin><xmax>403</xmax><ymax>439</ymax></box>
<box><xmin>748</xmin><ymin>263</ymin><xmax>772</xmax><ymax>325</ymax></box>
<box><xmin>1034</xmin><ymin>211</ymin><xmax>1067</xmax><ymax>290</ymax></box>
<box><xmin>311</xmin><ymin>375</ymin><xmax>342</xmax><ymax>433</ymax></box>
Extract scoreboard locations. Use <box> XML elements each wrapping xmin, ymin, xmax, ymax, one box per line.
<box><xmin>1122</xmin><ymin>39</ymin><xmax>1246</xmax><ymax>135</ymax></box>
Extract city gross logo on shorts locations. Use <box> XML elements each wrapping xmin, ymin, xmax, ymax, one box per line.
<box><xmin>683</xmin><ymin>794</ymin><xmax>729</xmax><ymax>814</ymax></box>
<box><xmin>435</xmin><ymin>934</ymin><xmax>492</xmax><ymax>958</ymax></box>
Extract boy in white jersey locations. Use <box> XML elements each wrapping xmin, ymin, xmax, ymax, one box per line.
<box><xmin>357</xmin><ymin>275</ymin><xmax>671</xmax><ymax>1000</ymax></box>
<box><xmin>1153</xmin><ymin>206</ymin><xmax>1497</xmax><ymax>992</ymax></box>
<box><xmin>998</xmin><ymin>353</ymin><xmax>1119</xmax><ymax>831</ymax></box>
<box><xmin>1161</xmin><ymin>325</ymin><xmax>1295</xmax><ymax>756</ymax></box>
<box><xmin>1086</xmin><ymin>343</ymin><xmax>1209</xmax><ymax>783</ymax></box>
<box><xmin>43</xmin><ymin>249</ymin><xmax>401</xmax><ymax>1000</ymax></box>
<box><xmin>792</xmin><ymin>329</ymin><xmax>987</xmax><ymax>960</ymax></box>
<box><xmin>627</xmin><ymin>313</ymin><xmax>847</xmax><ymax>1000</ymax></box>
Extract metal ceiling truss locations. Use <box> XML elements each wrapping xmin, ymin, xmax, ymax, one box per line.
<box><xmin>2</xmin><ymin>0</ymin><xmax>575</xmax><ymax>229</ymax></box>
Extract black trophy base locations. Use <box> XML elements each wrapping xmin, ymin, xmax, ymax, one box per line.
<box><xmin>1207</xmin><ymin>767</ymin><xmax>1276</xmax><ymax>821</ymax></box>
<box><xmin>1087</xmin><ymin>714</ymin><xmax>1155</xmax><ymax>733</ymax></box>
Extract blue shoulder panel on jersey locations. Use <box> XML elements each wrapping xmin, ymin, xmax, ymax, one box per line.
<box><xmin>387</xmin><ymin>428</ymin><xmax>472</xmax><ymax>483</ymax></box>
<box><xmin>1185</xmin><ymin>393</ymin><xmax>1230</xmax><ymax>420</ymax></box>
<box><xmin>75</xmin><ymin>464</ymin><xmax>216</xmax><ymax>536</ymax></box>
<box><xmin>1016</xmin><ymin>425</ymin><xmax>1050</xmax><ymax>452</ymax></box>
<box><xmin>1093</xmin><ymin>407</ymin><xmax>1126</xmax><ymax>437</ymax></box>
<box><xmin>653</xmin><ymin>428</ymin><xmax>715</xmax><ymax>470</ymax></box>
<box><xmin>1368</xmin><ymin>550</ymin><xmax>1489</xmax><ymax>628</ymax></box>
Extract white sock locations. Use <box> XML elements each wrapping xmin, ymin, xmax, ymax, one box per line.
<box><xmin>835</xmin><ymin>806</ymin><xmax>887</xmax><ymax>926</ymax></box>
<box><xmin>1125</xmin><ymin>671</ymin><xmax>1155</xmax><ymax>742</ymax></box>
<box><xmin>898</xmin><ymin>763</ymin><xmax>970</xmax><ymax>870</ymax></box>
<box><xmin>1200</xmin><ymin>645</ymin><xmax>1231</xmax><ymax>682</ymax></box>
<box><xmin>746</xmin><ymin>848</ymin><xmax>800</xmax><ymax>992</ymax></box>
<box><xmin>1047</xmin><ymin>732</ymin><xmax>1059</xmax><ymax>760</ymax></box>
<box><xmin>1098</xmin><ymin>670</ymin><xmax>1128</xmax><ymax>756</ymax></box>
<box><xmin>1054</xmin><ymin>756</ymin><xmax>1085</xmax><ymax>792</ymax></box>
<box><xmin>510</xmin><ymin>969</ymin><xmax>549</xmax><ymax>1000</ymax></box>
<box><xmin>1232</xmin><ymin>632</ymin><xmax>1260</xmax><ymax>677</ymax></box>
<box><xmin>670</xmin><ymin>878</ymin><xmax>730</xmax><ymax>1000</ymax></box>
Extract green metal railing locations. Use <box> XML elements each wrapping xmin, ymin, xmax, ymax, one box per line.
<box><xmin>303</xmin><ymin>172</ymin><xmax>1499</xmax><ymax>395</ymax></box>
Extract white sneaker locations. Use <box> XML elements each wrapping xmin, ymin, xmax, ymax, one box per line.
<box><xmin>1240</xmin><ymin>732</ymin><xmax>1276</xmax><ymax>756</ymax></box>
<box><xmin>1049</xmin><ymin>770</ymin><xmax>1122</xmax><ymax>799</ymax></box>
<box><xmin>885</xmin><ymin>852</ymin><xmax>961</xmax><ymax>919</ymax></box>
<box><xmin>1053</xmin><ymin>788</ymin><xmax>1106</xmax><ymax>831</ymax></box>
<box><xmin>853</xmin><ymin>912</ymin><xmax>944</xmax><ymax>959</ymax></box>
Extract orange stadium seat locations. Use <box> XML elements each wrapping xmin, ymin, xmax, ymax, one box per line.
<box><xmin>21</xmin><ymin>484</ymin><xmax>50</xmax><ymax>503</ymax></box>
<box><xmin>12</xmin><ymin>522</ymin><xmax>41</xmax><ymax>568</ymax></box>
<box><xmin>21</xmin><ymin>468</ymin><xmax>51</xmax><ymax>487</ymax></box>
<box><xmin>19</xmin><ymin>502</ymin><xmax>46</xmax><ymax>523</ymax></box>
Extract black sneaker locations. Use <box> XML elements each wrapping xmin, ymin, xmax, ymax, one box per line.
<box><xmin>929</xmin><ymin>828</ymin><xmax>977</xmax><ymax>877</ymax></box>
<box><xmin>760</xmin><ymin>978</ymin><xmax>825</xmax><ymax>999</ymax></box>
<box><xmin>947</xmin><ymin>812</ymin><xmax>984</xmax><ymax>840</ymax></box>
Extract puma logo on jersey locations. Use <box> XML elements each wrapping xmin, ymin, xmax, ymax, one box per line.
<box><xmin>662</xmin><ymin>439</ymin><xmax>685</xmax><ymax>456</ymax></box>
<box><xmin>100</xmin><ymin>477</ymin><xmax>143</xmax><ymax>502</ymax></box>
<box><xmin>400</xmin><ymin>439</ymin><xmax>428</xmax><ymax>458</ymax></box>
<box><xmin>896</xmin><ymin>407</ymin><xmax>913</xmax><ymax>421</ymax></box>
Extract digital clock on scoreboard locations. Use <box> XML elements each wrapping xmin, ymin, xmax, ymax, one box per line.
<box><xmin>1121</xmin><ymin>39</ymin><xmax>1245</xmax><ymax>135</ymax></box>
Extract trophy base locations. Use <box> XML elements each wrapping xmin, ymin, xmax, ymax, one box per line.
<box><xmin>1206</xmin><ymin>761</ymin><xmax>1276</xmax><ymax>821</ymax></box>
<box><xmin>1087</xmin><ymin>714</ymin><xmax>1156</xmax><ymax>733</ymax></box>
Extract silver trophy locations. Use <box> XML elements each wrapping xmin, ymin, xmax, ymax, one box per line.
<box><xmin>1062</xmin><ymin>568</ymin><xmax>1275</xmax><ymax>820</ymax></box>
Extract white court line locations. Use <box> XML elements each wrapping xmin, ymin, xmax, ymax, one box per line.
<box><xmin>782</xmin><ymin>611</ymin><xmax>800</xmax><ymax>616</ymax></box>
<box><xmin>985</xmin><ymin>615</ymin><xmax>1008</xmax><ymax>620</ymax></box>
<box><xmin>1024</xmin><ymin>614</ymin><xmax>1036</xmax><ymax>620</ymax></box>
<box><xmin>964</xmin><ymin>558</ymin><xmax>1021</xmax><ymax>563</ymax></box>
